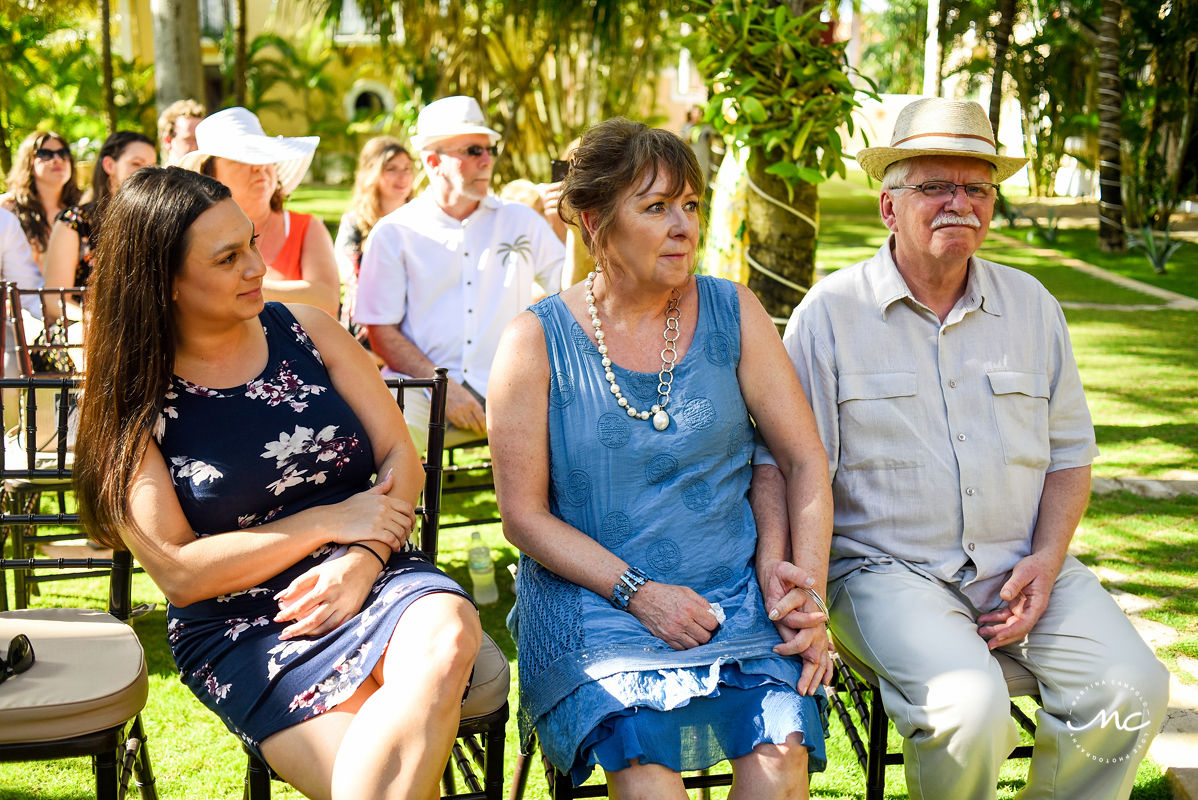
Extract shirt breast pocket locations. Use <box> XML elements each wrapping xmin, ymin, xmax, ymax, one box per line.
<box><xmin>987</xmin><ymin>370</ymin><xmax>1051</xmax><ymax>469</ymax></box>
<box><xmin>837</xmin><ymin>372</ymin><xmax>923</xmax><ymax>471</ymax></box>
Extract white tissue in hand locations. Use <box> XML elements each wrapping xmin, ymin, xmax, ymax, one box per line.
<box><xmin>709</xmin><ymin>603</ymin><xmax>726</xmax><ymax>625</ymax></box>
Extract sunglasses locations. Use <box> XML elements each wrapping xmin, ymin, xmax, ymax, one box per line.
<box><xmin>34</xmin><ymin>147</ymin><xmax>71</xmax><ymax>162</ymax></box>
<box><xmin>0</xmin><ymin>634</ymin><xmax>35</xmax><ymax>685</ymax></box>
<box><xmin>439</xmin><ymin>144</ymin><xmax>500</xmax><ymax>160</ymax></box>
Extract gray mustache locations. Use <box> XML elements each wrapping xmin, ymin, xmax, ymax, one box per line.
<box><xmin>931</xmin><ymin>212</ymin><xmax>981</xmax><ymax>229</ymax></box>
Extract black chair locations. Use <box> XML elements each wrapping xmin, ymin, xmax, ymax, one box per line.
<box><xmin>0</xmin><ymin>375</ymin><xmax>158</xmax><ymax>800</ymax></box>
<box><xmin>1</xmin><ymin>283</ymin><xmax>94</xmax><ymax>609</ymax></box>
<box><xmin>244</xmin><ymin>368</ymin><xmax>511</xmax><ymax>800</ymax></box>
<box><xmin>826</xmin><ymin>642</ymin><xmax>1039</xmax><ymax>800</ymax></box>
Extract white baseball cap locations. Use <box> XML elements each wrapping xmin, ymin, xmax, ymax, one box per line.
<box><xmin>410</xmin><ymin>96</ymin><xmax>501</xmax><ymax>152</ymax></box>
<box><xmin>189</xmin><ymin>106</ymin><xmax>318</xmax><ymax>196</ymax></box>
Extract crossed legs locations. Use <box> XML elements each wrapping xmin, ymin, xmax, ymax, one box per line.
<box><xmin>259</xmin><ymin>592</ymin><xmax>482</xmax><ymax>800</ymax></box>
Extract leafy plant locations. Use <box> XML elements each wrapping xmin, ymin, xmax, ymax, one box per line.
<box><xmin>1127</xmin><ymin>225</ymin><xmax>1184</xmax><ymax>275</ymax></box>
<box><xmin>1027</xmin><ymin>207</ymin><xmax>1061</xmax><ymax>244</ymax></box>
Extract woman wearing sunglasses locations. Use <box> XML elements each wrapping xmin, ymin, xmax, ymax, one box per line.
<box><xmin>0</xmin><ymin>131</ymin><xmax>82</xmax><ymax>269</ymax></box>
<box><xmin>43</xmin><ymin>130</ymin><xmax>156</xmax><ymax>304</ymax></box>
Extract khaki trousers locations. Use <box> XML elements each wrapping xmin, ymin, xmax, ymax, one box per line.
<box><xmin>829</xmin><ymin>557</ymin><xmax>1169</xmax><ymax>800</ymax></box>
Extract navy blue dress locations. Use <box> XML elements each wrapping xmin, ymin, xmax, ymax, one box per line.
<box><xmin>156</xmin><ymin>303</ymin><xmax>468</xmax><ymax>757</ymax></box>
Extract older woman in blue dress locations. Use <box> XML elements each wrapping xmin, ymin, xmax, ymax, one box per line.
<box><xmin>488</xmin><ymin>118</ymin><xmax>833</xmax><ymax>798</ymax></box>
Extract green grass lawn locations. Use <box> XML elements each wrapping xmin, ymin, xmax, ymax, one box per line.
<box><xmin>1</xmin><ymin>177</ymin><xmax>1188</xmax><ymax>798</ymax></box>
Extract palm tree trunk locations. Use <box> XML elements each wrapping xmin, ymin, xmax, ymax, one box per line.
<box><xmin>235</xmin><ymin>0</ymin><xmax>248</xmax><ymax>106</ymax></box>
<box><xmin>744</xmin><ymin>151</ymin><xmax>816</xmax><ymax>322</ymax></box>
<box><xmin>101</xmin><ymin>0</ymin><xmax>117</xmax><ymax>134</ymax></box>
<box><xmin>1097</xmin><ymin>0</ymin><xmax>1124</xmax><ymax>251</ymax></box>
<box><xmin>988</xmin><ymin>0</ymin><xmax>1016</xmax><ymax>136</ymax></box>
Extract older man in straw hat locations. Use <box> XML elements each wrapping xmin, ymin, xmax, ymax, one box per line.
<box><xmin>754</xmin><ymin>97</ymin><xmax>1168</xmax><ymax>799</ymax></box>
<box><xmin>355</xmin><ymin>96</ymin><xmax>564</xmax><ymax>449</ymax></box>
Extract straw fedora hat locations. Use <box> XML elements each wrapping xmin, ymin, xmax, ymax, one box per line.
<box><xmin>855</xmin><ymin>98</ymin><xmax>1027</xmax><ymax>183</ymax></box>
<box><xmin>410</xmin><ymin>96</ymin><xmax>501</xmax><ymax>152</ymax></box>
<box><xmin>189</xmin><ymin>107</ymin><xmax>318</xmax><ymax>196</ymax></box>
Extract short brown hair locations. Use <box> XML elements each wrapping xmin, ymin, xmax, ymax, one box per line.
<box><xmin>558</xmin><ymin>118</ymin><xmax>704</xmax><ymax>259</ymax></box>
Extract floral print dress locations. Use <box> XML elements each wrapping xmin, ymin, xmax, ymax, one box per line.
<box><xmin>55</xmin><ymin>203</ymin><xmax>95</xmax><ymax>286</ymax></box>
<box><xmin>158</xmin><ymin>303</ymin><xmax>469</xmax><ymax>758</ymax></box>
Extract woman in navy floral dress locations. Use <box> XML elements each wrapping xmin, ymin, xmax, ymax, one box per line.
<box><xmin>75</xmin><ymin>167</ymin><xmax>480</xmax><ymax>800</ymax></box>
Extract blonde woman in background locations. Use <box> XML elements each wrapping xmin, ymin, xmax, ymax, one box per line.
<box><xmin>335</xmin><ymin>137</ymin><xmax>415</xmax><ymax>331</ymax></box>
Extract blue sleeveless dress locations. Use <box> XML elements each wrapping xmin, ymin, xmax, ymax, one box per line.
<box><xmin>156</xmin><ymin>303</ymin><xmax>469</xmax><ymax>758</ymax></box>
<box><xmin>513</xmin><ymin>276</ymin><xmax>827</xmax><ymax>782</ymax></box>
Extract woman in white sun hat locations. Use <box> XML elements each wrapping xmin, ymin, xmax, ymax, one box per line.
<box><xmin>181</xmin><ymin>107</ymin><xmax>340</xmax><ymax>316</ymax></box>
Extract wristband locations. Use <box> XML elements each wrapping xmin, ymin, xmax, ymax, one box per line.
<box><xmin>802</xmin><ymin>586</ymin><xmax>829</xmax><ymax>617</ymax></box>
<box><xmin>348</xmin><ymin>542</ymin><xmax>387</xmax><ymax>569</ymax></box>
<box><xmin>610</xmin><ymin>566</ymin><xmax>650</xmax><ymax>610</ymax></box>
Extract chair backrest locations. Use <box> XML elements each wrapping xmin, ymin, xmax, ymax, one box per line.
<box><xmin>6</xmin><ymin>282</ymin><xmax>88</xmax><ymax>379</ymax></box>
<box><xmin>385</xmin><ymin>367</ymin><xmax>449</xmax><ymax>560</ymax></box>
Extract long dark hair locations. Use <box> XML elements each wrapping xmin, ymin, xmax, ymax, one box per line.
<box><xmin>76</xmin><ymin>167</ymin><xmax>231</xmax><ymax>548</ymax></box>
<box><xmin>6</xmin><ymin>131</ymin><xmax>82</xmax><ymax>253</ymax></box>
<box><xmin>91</xmin><ymin>130</ymin><xmax>155</xmax><ymax>204</ymax></box>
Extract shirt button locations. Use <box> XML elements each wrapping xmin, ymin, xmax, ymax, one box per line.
<box><xmin>949</xmin><ymin>379</ymin><xmax>957</xmax><ymax>388</ymax></box>
<box><xmin>968</xmin><ymin>542</ymin><xmax>976</xmax><ymax>552</ymax></box>
<box><xmin>957</xmin><ymin>433</ymin><xmax>966</xmax><ymax>441</ymax></box>
<box><xmin>965</xmin><ymin>487</ymin><xmax>976</xmax><ymax>496</ymax></box>
<box><xmin>467</xmin><ymin>280</ymin><xmax>472</xmax><ymax>285</ymax></box>
<box><xmin>466</xmin><ymin>339</ymin><xmax>472</xmax><ymax>345</ymax></box>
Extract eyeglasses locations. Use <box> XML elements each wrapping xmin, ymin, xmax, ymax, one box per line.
<box><xmin>893</xmin><ymin>181</ymin><xmax>999</xmax><ymax>200</ymax></box>
<box><xmin>438</xmin><ymin>144</ymin><xmax>500</xmax><ymax>160</ymax></box>
<box><xmin>0</xmin><ymin>634</ymin><xmax>35</xmax><ymax>685</ymax></box>
<box><xmin>34</xmin><ymin>147</ymin><xmax>71</xmax><ymax>163</ymax></box>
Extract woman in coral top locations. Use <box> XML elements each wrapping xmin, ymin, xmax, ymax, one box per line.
<box><xmin>181</xmin><ymin>107</ymin><xmax>340</xmax><ymax>316</ymax></box>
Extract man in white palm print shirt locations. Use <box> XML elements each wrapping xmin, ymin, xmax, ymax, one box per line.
<box><xmin>356</xmin><ymin>96</ymin><xmax>564</xmax><ymax>448</ymax></box>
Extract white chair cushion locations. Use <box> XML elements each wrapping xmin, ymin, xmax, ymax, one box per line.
<box><xmin>461</xmin><ymin>632</ymin><xmax>509</xmax><ymax>719</ymax></box>
<box><xmin>0</xmin><ymin>608</ymin><xmax>148</xmax><ymax>743</ymax></box>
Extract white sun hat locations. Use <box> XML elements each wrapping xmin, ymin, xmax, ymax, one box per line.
<box><xmin>855</xmin><ymin>97</ymin><xmax>1028</xmax><ymax>183</ymax></box>
<box><xmin>410</xmin><ymin>96</ymin><xmax>501</xmax><ymax>152</ymax></box>
<box><xmin>190</xmin><ymin>107</ymin><xmax>318</xmax><ymax>196</ymax></box>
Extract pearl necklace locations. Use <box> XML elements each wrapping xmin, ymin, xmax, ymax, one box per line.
<box><xmin>585</xmin><ymin>271</ymin><xmax>680</xmax><ymax>431</ymax></box>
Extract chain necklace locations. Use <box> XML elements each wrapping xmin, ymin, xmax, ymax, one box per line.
<box><xmin>585</xmin><ymin>270</ymin><xmax>680</xmax><ymax>431</ymax></box>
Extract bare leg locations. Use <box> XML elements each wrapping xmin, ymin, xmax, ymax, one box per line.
<box><xmin>331</xmin><ymin>593</ymin><xmax>481</xmax><ymax>800</ymax></box>
<box><xmin>259</xmin><ymin>677</ymin><xmax>376</xmax><ymax>800</ymax></box>
<box><xmin>728</xmin><ymin>733</ymin><xmax>809</xmax><ymax>800</ymax></box>
<box><xmin>605</xmin><ymin>761</ymin><xmax>689</xmax><ymax>800</ymax></box>
<box><xmin>258</xmin><ymin>592</ymin><xmax>481</xmax><ymax>800</ymax></box>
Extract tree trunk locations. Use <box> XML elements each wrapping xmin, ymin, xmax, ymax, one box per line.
<box><xmin>988</xmin><ymin>0</ymin><xmax>1016</xmax><ymax>137</ymax></box>
<box><xmin>1096</xmin><ymin>0</ymin><xmax>1124</xmax><ymax>251</ymax></box>
<box><xmin>101</xmin><ymin>0</ymin><xmax>117</xmax><ymax>134</ymax></box>
<box><xmin>744</xmin><ymin>150</ymin><xmax>817</xmax><ymax>323</ymax></box>
<box><xmin>151</xmin><ymin>0</ymin><xmax>205</xmax><ymax>115</ymax></box>
<box><xmin>235</xmin><ymin>0</ymin><xmax>248</xmax><ymax>106</ymax></box>
<box><xmin>923</xmin><ymin>0</ymin><xmax>941</xmax><ymax>96</ymax></box>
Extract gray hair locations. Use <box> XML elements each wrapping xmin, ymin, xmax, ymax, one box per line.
<box><xmin>880</xmin><ymin>158</ymin><xmax>997</xmax><ymax>191</ymax></box>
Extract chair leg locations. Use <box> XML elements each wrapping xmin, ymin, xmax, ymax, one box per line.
<box><xmin>866</xmin><ymin>687</ymin><xmax>888</xmax><ymax>800</ymax></box>
<box><xmin>96</xmin><ymin>746</ymin><xmax>119</xmax><ymax>800</ymax></box>
<box><xmin>244</xmin><ymin>752</ymin><xmax>272</xmax><ymax>800</ymax></box>
<box><xmin>129</xmin><ymin>716</ymin><xmax>159</xmax><ymax>800</ymax></box>
<box><xmin>483</xmin><ymin>725</ymin><xmax>506</xmax><ymax>800</ymax></box>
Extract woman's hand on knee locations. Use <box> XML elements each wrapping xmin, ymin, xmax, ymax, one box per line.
<box><xmin>274</xmin><ymin>555</ymin><xmax>376</xmax><ymax>639</ymax></box>
<box><xmin>628</xmin><ymin>582</ymin><xmax>720</xmax><ymax>650</ymax></box>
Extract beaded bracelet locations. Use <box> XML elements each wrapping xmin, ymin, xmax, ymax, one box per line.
<box><xmin>610</xmin><ymin>566</ymin><xmax>650</xmax><ymax>610</ymax></box>
<box><xmin>348</xmin><ymin>542</ymin><xmax>387</xmax><ymax>569</ymax></box>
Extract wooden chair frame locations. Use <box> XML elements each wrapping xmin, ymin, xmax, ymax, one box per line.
<box><xmin>244</xmin><ymin>367</ymin><xmax>509</xmax><ymax>800</ymax></box>
<box><xmin>0</xmin><ymin>374</ymin><xmax>158</xmax><ymax>800</ymax></box>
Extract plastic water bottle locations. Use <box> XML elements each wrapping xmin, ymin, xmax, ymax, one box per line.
<box><xmin>467</xmin><ymin>531</ymin><xmax>499</xmax><ymax>605</ymax></box>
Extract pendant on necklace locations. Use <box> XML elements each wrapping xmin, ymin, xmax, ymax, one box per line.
<box><xmin>652</xmin><ymin>409</ymin><xmax>670</xmax><ymax>431</ymax></box>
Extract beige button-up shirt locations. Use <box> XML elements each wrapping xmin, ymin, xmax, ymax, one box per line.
<box><xmin>784</xmin><ymin>239</ymin><xmax>1097</xmax><ymax>610</ymax></box>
